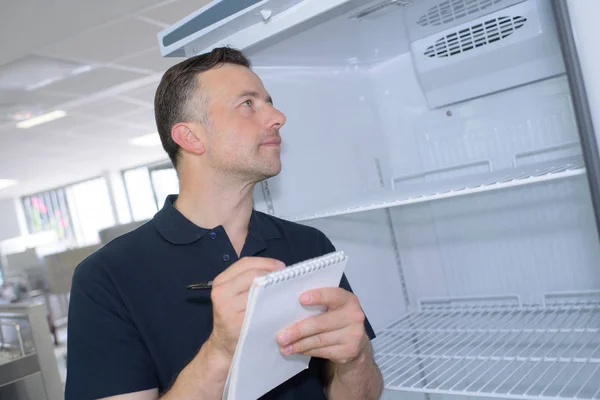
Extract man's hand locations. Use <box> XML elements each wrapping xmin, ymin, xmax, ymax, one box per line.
<box><xmin>275</xmin><ymin>287</ymin><xmax>368</xmax><ymax>364</ymax></box>
<box><xmin>275</xmin><ymin>287</ymin><xmax>383</xmax><ymax>399</ymax></box>
<box><xmin>208</xmin><ymin>257</ymin><xmax>285</xmax><ymax>359</ymax></box>
<box><xmin>162</xmin><ymin>256</ymin><xmax>285</xmax><ymax>400</ymax></box>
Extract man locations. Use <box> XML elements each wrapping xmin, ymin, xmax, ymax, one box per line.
<box><xmin>66</xmin><ymin>47</ymin><xmax>383</xmax><ymax>399</ymax></box>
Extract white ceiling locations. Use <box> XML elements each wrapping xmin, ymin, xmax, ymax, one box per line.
<box><xmin>0</xmin><ymin>0</ymin><xmax>213</xmax><ymax>199</ymax></box>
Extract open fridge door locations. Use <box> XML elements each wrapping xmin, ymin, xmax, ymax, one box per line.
<box><xmin>554</xmin><ymin>0</ymin><xmax>600</xmax><ymax>239</ymax></box>
<box><xmin>156</xmin><ymin>0</ymin><xmax>600</xmax><ymax>399</ymax></box>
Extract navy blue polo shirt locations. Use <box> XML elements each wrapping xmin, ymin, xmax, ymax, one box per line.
<box><xmin>65</xmin><ymin>195</ymin><xmax>375</xmax><ymax>399</ymax></box>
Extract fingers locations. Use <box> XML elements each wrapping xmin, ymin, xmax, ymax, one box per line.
<box><xmin>280</xmin><ymin>328</ymin><xmax>347</xmax><ymax>355</ymax></box>
<box><xmin>292</xmin><ymin>345</ymin><xmax>347</xmax><ymax>363</ymax></box>
<box><xmin>282</xmin><ymin>330</ymin><xmax>369</xmax><ymax>365</ymax></box>
<box><xmin>300</xmin><ymin>287</ymin><xmax>355</xmax><ymax>310</ymax></box>
<box><xmin>213</xmin><ymin>257</ymin><xmax>284</xmax><ymax>285</ymax></box>
<box><xmin>211</xmin><ymin>267</ymin><xmax>276</xmax><ymax>308</ymax></box>
<box><xmin>276</xmin><ymin>290</ymin><xmax>368</xmax><ymax>365</ymax></box>
<box><xmin>225</xmin><ymin>268</ymin><xmax>277</xmax><ymax>296</ymax></box>
<box><xmin>277</xmin><ymin>310</ymin><xmax>348</xmax><ymax>347</ymax></box>
<box><xmin>297</xmin><ymin>345</ymin><xmax>364</xmax><ymax>365</ymax></box>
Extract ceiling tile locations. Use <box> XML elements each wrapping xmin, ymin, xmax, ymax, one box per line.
<box><xmin>0</xmin><ymin>131</ymin><xmax>75</xmax><ymax>178</ymax></box>
<box><xmin>104</xmin><ymin>0</ymin><xmax>166</xmax><ymax>14</ymax></box>
<box><xmin>73</xmin><ymin>121</ymin><xmax>149</xmax><ymax>140</ymax></box>
<box><xmin>41</xmin><ymin>67</ymin><xmax>149</xmax><ymax>96</ymax></box>
<box><xmin>0</xmin><ymin>1</ymin><xmax>120</xmax><ymax>67</ymax></box>
<box><xmin>121</xmin><ymin>108</ymin><xmax>157</xmax><ymax>130</ymax></box>
<box><xmin>75</xmin><ymin>120</ymin><xmax>123</xmax><ymax>135</ymax></box>
<box><xmin>115</xmin><ymin>47</ymin><xmax>181</xmax><ymax>72</ymax></box>
<box><xmin>70</xmin><ymin>98</ymin><xmax>149</xmax><ymax>119</ymax></box>
<box><xmin>121</xmin><ymin>83</ymin><xmax>159</xmax><ymax>105</ymax></box>
<box><xmin>16</xmin><ymin>90</ymin><xmax>77</xmax><ymax>109</ymax></box>
<box><xmin>0</xmin><ymin>131</ymin><xmax>28</xmax><ymax>154</ymax></box>
<box><xmin>12</xmin><ymin>130</ymin><xmax>79</xmax><ymax>153</ymax></box>
<box><xmin>141</xmin><ymin>0</ymin><xmax>213</xmax><ymax>25</ymax></box>
<box><xmin>37</xmin><ymin>18</ymin><xmax>163</xmax><ymax>64</ymax></box>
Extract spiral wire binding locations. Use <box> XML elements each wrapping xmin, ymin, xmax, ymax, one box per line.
<box><xmin>263</xmin><ymin>251</ymin><xmax>346</xmax><ymax>287</ymax></box>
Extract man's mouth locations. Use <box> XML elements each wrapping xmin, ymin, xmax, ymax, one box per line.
<box><xmin>260</xmin><ymin>137</ymin><xmax>282</xmax><ymax>147</ymax></box>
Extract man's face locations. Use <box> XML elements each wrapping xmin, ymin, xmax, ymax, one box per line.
<box><xmin>196</xmin><ymin>64</ymin><xmax>286</xmax><ymax>182</ymax></box>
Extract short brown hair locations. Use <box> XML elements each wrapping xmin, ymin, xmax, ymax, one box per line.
<box><xmin>154</xmin><ymin>47</ymin><xmax>252</xmax><ymax>168</ymax></box>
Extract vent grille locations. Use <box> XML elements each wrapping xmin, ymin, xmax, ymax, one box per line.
<box><xmin>424</xmin><ymin>16</ymin><xmax>526</xmax><ymax>58</ymax></box>
<box><xmin>417</xmin><ymin>0</ymin><xmax>505</xmax><ymax>27</ymax></box>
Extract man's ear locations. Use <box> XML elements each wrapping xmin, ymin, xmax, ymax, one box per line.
<box><xmin>171</xmin><ymin>123</ymin><xmax>206</xmax><ymax>156</ymax></box>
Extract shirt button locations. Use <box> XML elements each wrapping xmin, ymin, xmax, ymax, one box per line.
<box><xmin>209</xmin><ymin>232</ymin><xmax>217</xmax><ymax>239</ymax></box>
<box><xmin>222</xmin><ymin>254</ymin><xmax>230</xmax><ymax>262</ymax></box>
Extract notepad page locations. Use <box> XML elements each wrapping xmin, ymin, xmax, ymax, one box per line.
<box><xmin>223</xmin><ymin>252</ymin><xmax>347</xmax><ymax>400</ymax></box>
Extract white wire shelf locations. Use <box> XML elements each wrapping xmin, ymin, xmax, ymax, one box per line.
<box><xmin>283</xmin><ymin>157</ymin><xmax>585</xmax><ymax>222</ymax></box>
<box><xmin>0</xmin><ymin>348</ymin><xmax>24</xmax><ymax>366</ymax></box>
<box><xmin>372</xmin><ymin>293</ymin><xmax>600</xmax><ymax>400</ymax></box>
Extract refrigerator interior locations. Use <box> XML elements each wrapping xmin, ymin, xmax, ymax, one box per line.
<box><xmin>239</xmin><ymin>0</ymin><xmax>600</xmax><ymax>399</ymax></box>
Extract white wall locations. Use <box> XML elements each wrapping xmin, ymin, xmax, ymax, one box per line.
<box><xmin>369</xmin><ymin>53</ymin><xmax>600</xmax><ymax>305</ymax></box>
<box><xmin>0</xmin><ymin>198</ymin><xmax>21</xmax><ymax>242</ymax></box>
<box><xmin>258</xmin><ymin>66</ymin><xmax>389</xmax><ymax>218</ymax></box>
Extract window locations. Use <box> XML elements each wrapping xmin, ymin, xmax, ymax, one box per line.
<box><xmin>66</xmin><ymin>178</ymin><xmax>116</xmax><ymax>246</ymax></box>
<box><xmin>123</xmin><ymin>167</ymin><xmax>159</xmax><ymax>221</ymax></box>
<box><xmin>21</xmin><ymin>177</ymin><xmax>116</xmax><ymax>247</ymax></box>
<box><xmin>149</xmin><ymin>164</ymin><xmax>179</xmax><ymax>209</ymax></box>
<box><xmin>123</xmin><ymin>161</ymin><xmax>179</xmax><ymax>221</ymax></box>
<box><xmin>22</xmin><ymin>187</ymin><xmax>74</xmax><ymax>243</ymax></box>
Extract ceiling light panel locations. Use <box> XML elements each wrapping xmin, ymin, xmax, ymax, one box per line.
<box><xmin>0</xmin><ymin>54</ymin><xmax>91</xmax><ymax>91</ymax></box>
<box><xmin>0</xmin><ymin>91</ymin><xmax>75</xmax><ymax>126</ymax></box>
<box><xmin>21</xmin><ymin>114</ymin><xmax>96</xmax><ymax>132</ymax></box>
<box><xmin>0</xmin><ymin>55</ymin><xmax>86</xmax><ymax>123</ymax></box>
<box><xmin>16</xmin><ymin>110</ymin><xmax>67</xmax><ymax>128</ymax></box>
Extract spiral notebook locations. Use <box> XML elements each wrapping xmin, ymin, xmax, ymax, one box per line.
<box><xmin>222</xmin><ymin>251</ymin><xmax>348</xmax><ymax>400</ymax></box>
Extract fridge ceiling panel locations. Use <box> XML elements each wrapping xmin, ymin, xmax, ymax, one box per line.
<box><xmin>408</xmin><ymin>0</ymin><xmax>566</xmax><ymax>109</ymax></box>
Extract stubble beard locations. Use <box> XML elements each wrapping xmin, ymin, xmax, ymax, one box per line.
<box><xmin>210</xmin><ymin>144</ymin><xmax>282</xmax><ymax>185</ymax></box>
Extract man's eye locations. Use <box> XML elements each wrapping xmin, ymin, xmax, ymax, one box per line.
<box><xmin>242</xmin><ymin>100</ymin><xmax>252</xmax><ymax>107</ymax></box>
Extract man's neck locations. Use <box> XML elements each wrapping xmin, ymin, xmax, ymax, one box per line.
<box><xmin>174</xmin><ymin>169</ymin><xmax>255</xmax><ymax>254</ymax></box>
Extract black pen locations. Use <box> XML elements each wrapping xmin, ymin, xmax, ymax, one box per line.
<box><xmin>187</xmin><ymin>281</ymin><xmax>213</xmax><ymax>290</ymax></box>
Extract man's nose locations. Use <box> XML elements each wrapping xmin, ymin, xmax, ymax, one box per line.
<box><xmin>268</xmin><ymin>106</ymin><xmax>286</xmax><ymax>130</ymax></box>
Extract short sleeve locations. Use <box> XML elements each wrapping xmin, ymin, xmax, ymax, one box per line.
<box><xmin>319</xmin><ymin>232</ymin><xmax>376</xmax><ymax>340</ymax></box>
<box><xmin>65</xmin><ymin>255</ymin><xmax>158</xmax><ymax>399</ymax></box>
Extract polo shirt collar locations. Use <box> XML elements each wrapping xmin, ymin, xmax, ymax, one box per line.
<box><xmin>248</xmin><ymin>207</ymin><xmax>282</xmax><ymax>241</ymax></box>
<box><xmin>153</xmin><ymin>194</ymin><xmax>282</xmax><ymax>245</ymax></box>
<box><xmin>153</xmin><ymin>195</ymin><xmax>208</xmax><ymax>245</ymax></box>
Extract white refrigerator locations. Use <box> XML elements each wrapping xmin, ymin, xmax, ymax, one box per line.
<box><xmin>158</xmin><ymin>0</ymin><xmax>600</xmax><ymax>399</ymax></box>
